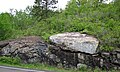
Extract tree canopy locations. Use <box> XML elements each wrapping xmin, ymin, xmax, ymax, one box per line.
<box><xmin>31</xmin><ymin>0</ymin><xmax>58</xmax><ymax>21</ymax></box>
<box><xmin>0</xmin><ymin>0</ymin><xmax>119</xmax><ymax>51</ymax></box>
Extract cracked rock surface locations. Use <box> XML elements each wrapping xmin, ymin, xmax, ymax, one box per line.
<box><xmin>0</xmin><ymin>34</ymin><xmax>120</xmax><ymax>70</ymax></box>
<box><xmin>49</xmin><ymin>32</ymin><xmax>99</xmax><ymax>54</ymax></box>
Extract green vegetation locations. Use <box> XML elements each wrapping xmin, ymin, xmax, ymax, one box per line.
<box><xmin>0</xmin><ymin>56</ymin><xmax>119</xmax><ymax>72</ymax></box>
<box><xmin>32</xmin><ymin>0</ymin><xmax>58</xmax><ymax>21</ymax></box>
<box><xmin>0</xmin><ymin>0</ymin><xmax>119</xmax><ymax>50</ymax></box>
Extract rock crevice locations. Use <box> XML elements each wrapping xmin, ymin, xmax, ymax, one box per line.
<box><xmin>0</xmin><ymin>33</ymin><xmax>120</xmax><ymax>70</ymax></box>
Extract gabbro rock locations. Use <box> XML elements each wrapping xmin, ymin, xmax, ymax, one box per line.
<box><xmin>0</xmin><ymin>36</ymin><xmax>49</xmax><ymax>63</ymax></box>
<box><xmin>49</xmin><ymin>32</ymin><xmax>99</xmax><ymax>54</ymax></box>
<box><xmin>0</xmin><ymin>35</ymin><xmax>120</xmax><ymax>69</ymax></box>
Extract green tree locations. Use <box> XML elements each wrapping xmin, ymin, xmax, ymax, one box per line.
<box><xmin>32</xmin><ymin>0</ymin><xmax>58</xmax><ymax>21</ymax></box>
<box><xmin>0</xmin><ymin>13</ymin><xmax>13</xmax><ymax>40</ymax></box>
<box><xmin>13</xmin><ymin>10</ymin><xmax>36</xmax><ymax>30</ymax></box>
<box><xmin>62</xmin><ymin>0</ymin><xmax>120</xmax><ymax>51</ymax></box>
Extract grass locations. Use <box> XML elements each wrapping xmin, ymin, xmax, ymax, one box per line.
<box><xmin>0</xmin><ymin>56</ymin><xmax>119</xmax><ymax>72</ymax></box>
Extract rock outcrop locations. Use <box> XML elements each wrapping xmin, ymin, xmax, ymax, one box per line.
<box><xmin>49</xmin><ymin>32</ymin><xmax>120</xmax><ymax>69</ymax></box>
<box><xmin>0</xmin><ymin>34</ymin><xmax>120</xmax><ymax>70</ymax></box>
<box><xmin>0</xmin><ymin>36</ymin><xmax>49</xmax><ymax>63</ymax></box>
<box><xmin>49</xmin><ymin>32</ymin><xmax>99</xmax><ymax>54</ymax></box>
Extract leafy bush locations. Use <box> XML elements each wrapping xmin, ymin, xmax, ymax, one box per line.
<box><xmin>0</xmin><ymin>56</ymin><xmax>21</xmax><ymax>65</ymax></box>
<box><xmin>0</xmin><ymin>13</ymin><xmax>13</xmax><ymax>40</ymax></box>
<box><xmin>0</xmin><ymin>0</ymin><xmax>119</xmax><ymax>51</ymax></box>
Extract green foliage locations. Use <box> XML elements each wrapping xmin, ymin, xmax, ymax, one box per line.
<box><xmin>0</xmin><ymin>56</ymin><xmax>21</xmax><ymax>65</ymax></box>
<box><xmin>13</xmin><ymin>10</ymin><xmax>36</xmax><ymax>30</ymax></box>
<box><xmin>0</xmin><ymin>10</ymin><xmax>37</xmax><ymax>40</ymax></box>
<box><xmin>0</xmin><ymin>13</ymin><xmax>13</xmax><ymax>40</ymax></box>
<box><xmin>31</xmin><ymin>0</ymin><xmax>58</xmax><ymax>21</ymax></box>
<box><xmin>34</xmin><ymin>0</ymin><xmax>58</xmax><ymax>10</ymax></box>
<box><xmin>61</xmin><ymin>0</ymin><xmax>120</xmax><ymax>51</ymax></box>
<box><xmin>0</xmin><ymin>0</ymin><xmax>119</xmax><ymax>51</ymax></box>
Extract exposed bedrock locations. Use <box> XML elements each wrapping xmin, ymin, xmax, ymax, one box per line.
<box><xmin>0</xmin><ymin>33</ymin><xmax>120</xmax><ymax>70</ymax></box>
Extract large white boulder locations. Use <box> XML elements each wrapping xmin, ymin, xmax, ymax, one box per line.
<box><xmin>49</xmin><ymin>32</ymin><xmax>99</xmax><ymax>54</ymax></box>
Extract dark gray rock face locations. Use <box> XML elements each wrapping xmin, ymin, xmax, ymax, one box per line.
<box><xmin>49</xmin><ymin>44</ymin><xmax>120</xmax><ymax>69</ymax></box>
<box><xmin>0</xmin><ymin>35</ymin><xmax>120</xmax><ymax>70</ymax></box>
<box><xmin>0</xmin><ymin>36</ymin><xmax>49</xmax><ymax>63</ymax></box>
